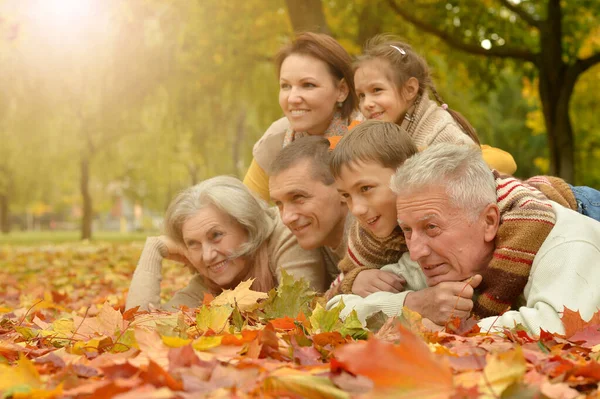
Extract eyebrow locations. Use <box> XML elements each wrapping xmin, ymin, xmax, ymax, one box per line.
<box><xmin>397</xmin><ymin>213</ymin><xmax>438</xmax><ymax>225</ymax></box>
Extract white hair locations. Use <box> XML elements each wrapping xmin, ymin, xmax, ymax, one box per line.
<box><xmin>164</xmin><ymin>176</ymin><xmax>275</xmax><ymax>258</ymax></box>
<box><xmin>390</xmin><ymin>144</ymin><xmax>496</xmax><ymax>219</ymax></box>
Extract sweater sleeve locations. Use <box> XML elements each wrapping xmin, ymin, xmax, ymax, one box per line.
<box><xmin>243</xmin><ymin>159</ymin><xmax>270</xmax><ymax>202</ymax></box>
<box><xmin>125</xmin><ymin>237</ymin><xmax>168</xmax><ymax>311</ymax></box>
<box><xmin>326</xmin><ymin>253</ymin><xmax>428</xmax><ymax>324</ymax></box>
<box><xmin>478</xmin><ymin>240</ymin><xmax>600</xmax><ymax>336</ymax></box>
<box><xmin>269</xmin><ymin>218</ymin><xmax>327</xmax><ymax>292</ymax></box>
<box><xmin>480</xmin><ymin>145</ymin><xmax>517</xmax><ymax>175</ymax></box>
<box><xmin>125</xmin><ymin>237</ymin><xmax>208</xmax><ymax>312</ymax></box>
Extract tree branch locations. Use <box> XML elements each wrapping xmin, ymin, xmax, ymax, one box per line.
<box><xmin>497</xmin><ymin>0</ymin><xmax>540</xmax><ymax>28</ymax></box>
<box><xmin>578</xmin><ymin>52</ymin><xmax>600</xmax><ymax>75</ymax></box>
<box><xmin>387</xmin><ymin>0</ymin><xmax>537</xmax><ymax>63</ymax></box>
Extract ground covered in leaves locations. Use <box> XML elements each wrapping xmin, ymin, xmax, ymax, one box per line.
<box><xmin>2</xmin><ymin>243</ymin><xmax>600</xmax><ymax>398</ymax></box>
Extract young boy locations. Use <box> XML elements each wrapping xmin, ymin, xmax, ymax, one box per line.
<box><xmin>326</xmin><ymin>120</ymin><xmax>418</xmax><ymax>298</ymax></box>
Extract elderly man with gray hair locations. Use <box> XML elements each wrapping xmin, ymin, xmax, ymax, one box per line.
<box><xmin>329</xmin><ymin>144</ymin><xmax>600</xmax><ymax>335</ymax></box>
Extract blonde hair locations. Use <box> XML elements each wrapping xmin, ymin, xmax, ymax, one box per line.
<box><xmin>330</xmin><ymin>120</ymin><xmax>417</xmax><ymax>179</ymax></box>
<box><xmin>357</xmin><ymin>35</ymin><xmax>480</xmax><ymax>145</ymax></box>
<box><xmin>164</xmin><ymin>176</ymin><xmax>276</xmax><ymax>293</ymax></box>
<box><xmin>391</xmin><ymin>144</ymin><xmax>496</xmax><ymax>220</ymax></box>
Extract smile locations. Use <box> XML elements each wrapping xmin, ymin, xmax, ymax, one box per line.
<box><xmin>208</xmin><ymin>260</ymin><xmax>228</xmax><ymax>272</ymax></box>
<box><xmin>290</xmin><ymin>109</ymin><xmax>309</xmax><ymax>116</ymax></box>
<box><xmin>366</xmin><ymin>216</ymin><xmax>379</xmax><ymax>225</ymax></box>
<box><xmin>370</xmin><ymin>111</ymin><xmax>384</xmax><ymax>119</ymax></box>
<box><xmin>293</xmin><ymin>222</ymin><xmax>311</xmax><ymax>232</ymax></box>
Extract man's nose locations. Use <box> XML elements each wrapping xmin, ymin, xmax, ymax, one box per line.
<box><xmin>408</xmin><ymin>234</ymin><xmax>431</xmax><ymax>262</ymax></box>
<box><xmin>281</xmin><ymin>206</ymin><xmax>299</xmax><ymax>226</ymax></box>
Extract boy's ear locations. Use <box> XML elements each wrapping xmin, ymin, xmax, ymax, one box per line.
<box><xmin>337</xmin><ymin>78</ymin><xmax>349</xmax><ymax>102</ymax></box>
<box><xmin>402</xmin><ymin>77</ymin><xmax>420</xmax><ymax>102</ymax></box>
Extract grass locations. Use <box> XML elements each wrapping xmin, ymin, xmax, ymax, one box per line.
<box><xmin>0</xmin><ymin>230</ymin><xmax>157</xmax><ymax>245</ymax></box>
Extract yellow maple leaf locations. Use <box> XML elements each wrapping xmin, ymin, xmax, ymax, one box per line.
<box><xmin>196</xmin><ymin>305</ymin><xmax>233</xmax><ymax>333</ymax></box>
<box><xmin>210</xmin><ymin>279</ymin><xmax>268</xmax><ymax>312</ymax></box>
<box><xmin>161</xmin><ymin>335</ymin><xmax>192</xmax><ymax>348</ymax></box>
<box><xmin>192</xmin><ymin>336</ymin><xmax>223</xmax><ymax>351</ymax></box>
<box><xmin>455</xmin><ymin>346</ymin><xmax>526</xmax><ymax>398</ymax></box>
<box><xmin>0</xmin><ymin>355</ymin><xmax>41</xmax><ymax>392</ymax></box>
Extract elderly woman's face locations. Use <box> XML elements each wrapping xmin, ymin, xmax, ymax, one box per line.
<box><xmin>182</xmin><ymin>205</ymin><xmax>249</xmax><ymax>289</ymax></box>
<box><xmin>279</xmin><ymin>53</ymin><xmax>348</xmax><ymax>135</ymax></box>
<box><xmin>395</xmin><ymin>186</ymin><xmax>498</xmax><ymax>287</ymax></box>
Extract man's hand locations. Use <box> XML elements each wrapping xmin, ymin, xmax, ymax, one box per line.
<box><xmin>351</xmin><ymin>269</ymin><xmax>406</xmax><ymax>297</ymax></box>
<box><xmin>404</xmin><ymin>275</ymin><xmax>483</xmax><ymax>325</ymax></box>
<box><xmin>158</xmin><ymin>235</ymin><xmax>191</xmax><ymax>266</ymax></box>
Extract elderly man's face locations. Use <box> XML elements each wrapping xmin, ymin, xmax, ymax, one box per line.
<box><xmin>270</xmin><ymin>159</ymin><xmax>347</xmax><ymax>250</ymax></box>
<box><xmin>396</xmin><ymin>186</ymin><xmax>499</xmax><ymax>286</ymax></box>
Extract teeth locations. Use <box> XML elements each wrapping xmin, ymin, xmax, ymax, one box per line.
<box><xmin>290</xmin><ymin>110</ymin><xmax>308</xmax><ymax>116</ymax></box>
<box><xmin>210</xmin><ymin>260</ymin><xmax>227</xmax><ymax>270</ymax></box>
<box><xmin>366</xmin><ymin>216</ymin><xmax>378</xmax><ymax>224</ymax></box>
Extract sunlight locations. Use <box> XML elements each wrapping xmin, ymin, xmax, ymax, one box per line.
<box><xmin>29</xmin><ymin>0</ymin><xmax>95</xmax><ymax>30</ymax></box>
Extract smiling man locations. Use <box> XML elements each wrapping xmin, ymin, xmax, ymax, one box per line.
<box><xmin>329</xmin><ymin>144</ymin><xmax>600</xmax><ymax>335</ymax></box>
<box><xmin>269</xmin><ymin>136</ymin><xmax>350</xmax><ymax>284</ymax></box>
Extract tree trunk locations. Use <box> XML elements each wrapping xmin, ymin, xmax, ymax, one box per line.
<box><xmin>284</xmin><ymin>0</ymin><xmax>331</xmax><ymax>34</ymax></box>
<box><xmin>80</xmin><ymin>156</ymin><xmax>93</xmax><ymax>240</ymax></box>
<box><xmin>537</xmin><ymin>0</ymin><xmax>574</xmax><ymax>182</ymax></box>
<box><xmin>0</xmin><ymin>192</ymin><xmax>9</xmax><ymax>234</ymax></box>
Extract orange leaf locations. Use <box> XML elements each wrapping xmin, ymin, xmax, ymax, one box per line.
<box><xmin>202</xmin><ymin>293</ymin><xmax>215</xmax><ymax>306</ymax></box>
<box><xmin>221</xmin><ymin>330</ymin><xmax>259</xmax><ymax>345</ymax></box>
<box><xmin>334</xmin><ymin>324</ymin><xmax>453</xmax><ymax>396</ymax></box>
<box><xmin>561</xmin><ymin>307</ymin><xmax>600</xmax><ymax>338</ymax></box>
<box><xmin>270</xmin><ymin>316</ymin><xmax>297</xmax><ymax>330</ymax></box>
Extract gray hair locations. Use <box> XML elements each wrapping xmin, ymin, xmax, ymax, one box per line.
<box><xmin>391</xmin><ymin>144</ymin><xmax>496</xmax><ymax>219</ymax></box>
<box><xmin>164</xmin><ymin>176</ymin><xmax>274</xmax><ymax>258</ymax></box>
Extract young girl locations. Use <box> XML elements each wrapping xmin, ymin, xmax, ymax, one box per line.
<box><xmin>353</xmin><ymin>35</ymin><xmax>517</xmax><ymax>174</ymax></box>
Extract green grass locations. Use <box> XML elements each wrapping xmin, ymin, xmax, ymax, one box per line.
<box><xmin>0</xmin><ymin>230</ymin><xmax>158</xmax><ymax>245</ymax></box>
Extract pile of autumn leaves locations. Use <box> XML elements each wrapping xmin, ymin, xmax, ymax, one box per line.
<box><xmin>1</xmin><ymin>243</ymin><xmax>600</xmax><ymax>398</ymax></box>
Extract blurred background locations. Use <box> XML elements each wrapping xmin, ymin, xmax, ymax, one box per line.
<box><xmin>0</xmin><ymin>0</ymin><xmax>598</xmax><ymax>242</ymax></box>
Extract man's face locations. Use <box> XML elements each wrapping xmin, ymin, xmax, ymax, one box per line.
<box><xmin>270</xmin><ymin>159</ymin><xmax>347</xmax><ymax>250</ymax></box>
<box><xmin>396</xmin><ymin>186</ymin><xmax>498</xmax><ymax>286</ymax></box>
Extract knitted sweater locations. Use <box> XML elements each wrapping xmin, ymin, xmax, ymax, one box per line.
<box><xmin>125</xmin><ymin>208</ymin><xmax>328</xmax><ymax>311</ymax></box>
<box><xmin>331</xmin><ymin>172</ymin><xmax>576</xmax><ymax>318</ymax></box>
<box><xmin>402</xmin><ymin>94</ymin><xmax>517</xmax><ymax>174</ymax></box>
<box><xmin>328</xmin><ymin>202</ymin><xmax>600</xmax><ymax>336</ymax></box>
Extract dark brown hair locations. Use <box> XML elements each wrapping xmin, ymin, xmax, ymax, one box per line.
<box><xmin>357</xmin><ymin>34</ymin><xmax>480</xmax><ymax>145</ymax></box>
<box><xmin>276</xmin><ymin>32</ymin><xmax>357</xmax><ymax>121</ymax></box>
<box><xmin>269</xmin><ymin>136</ymin><xmax>335</xmax><ymax>186</ymax></box>
<box><xmin>330</xmin><ymin>120</ymin><xmax>418</xmax><ymax>179</ymax></box>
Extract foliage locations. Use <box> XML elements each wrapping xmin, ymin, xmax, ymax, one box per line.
<box><xmin>2</xmin><ymin>243</ymin><xmax>600</xmax><ymax>397</ymax></box>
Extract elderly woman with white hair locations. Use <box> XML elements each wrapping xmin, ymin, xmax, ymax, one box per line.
<box><xmin>126</xmin><ymin>176</ymin><xmax>327</xmax><ymax>311</ymax></box>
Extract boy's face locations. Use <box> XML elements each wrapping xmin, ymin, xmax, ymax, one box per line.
<box><xmin>336</xmin><ymin>160</ymin><xmax>398</xmax><ymax>238</ymax></box>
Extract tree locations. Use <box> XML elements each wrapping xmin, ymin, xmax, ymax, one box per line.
<box><xmin>385</xmin><ymin>0</ymin><xmax>600</xmax><ymax>182</ymax></box>
<box><xmin>284</xmin><ymin>0</ymin><xmax>330</xmax><ymax>34</ymax></box>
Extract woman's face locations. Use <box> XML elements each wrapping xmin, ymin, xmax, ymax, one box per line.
<box><xmin>182</xmin><ymin>205</ymin><xmax>249</xmax><ymax>289</ymax></box>
<box><xmin>279</xmin><ymin>53</ymin><xmax>348</xmax><ymax>135</ymax></box>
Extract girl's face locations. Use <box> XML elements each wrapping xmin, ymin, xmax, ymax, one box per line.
<box><xmin>279</xmin><ymin>53</ymin><xmax>348</xmax><ymax>134</ymax></box>
<box><xmin>182</xmin><ymin>205</ymin><xmax>250</xmax><ymax>289</ymax></box>
<box><xmin>354</xmin><ymin>60</ymin><xmax>413</xmax><ymax>124</ymax></box>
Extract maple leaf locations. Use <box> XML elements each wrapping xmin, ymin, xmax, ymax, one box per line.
<box><xmin>334</xmin><ymin>325</ymin><xmax>453</xmax><ymax>398</ymax></box>
<box><xmin>561</xmin><ymin>307</ymin><xmax>600</xmax><ymax>339</ymax></box>
<box><xmin>195</xmin><ymin>304</ymin><xmax>233</xmax><ymax>333</ymax></box>
<box><xmin>455</xmin><ymin>347</ymin><xmax>527</xmax><ymax>398</ymax></box>
<box><xmin>339</xmin><ymin>310</ymin><xmax>368</xmax><ymax>340</ymax></box>
<box><xmin>210</xmin><ymin>279</ymin><xmax>268</xmax><ymax>312</ymax></box>
<box><xmin>262</xmin><ymin>374</ymin><xmax>350</xmax><ymax>399</ymax></box>
<box><xmin>0</xmin><ymin>355</ymin><xmax>41</xmax><ymax>394</ymax></box>
<box><xmin>310</xmin><ymin>302</ymin><xmax>343</xmax><ymax>333</ymax></box>
<box><xmin>262</xmin><ymin>270</ymin><xmax>315</xmax><ymax>319</ymax></box>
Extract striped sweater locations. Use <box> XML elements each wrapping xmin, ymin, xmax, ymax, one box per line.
<box><xmin>326</xmin><ymin>171</ymin><xmax>577</xmax><ymax>318</ymax></box>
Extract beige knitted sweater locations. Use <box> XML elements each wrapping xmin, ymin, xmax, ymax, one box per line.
<box><xmin>125</xmin><ymin>208</ymin><xmax>329</xmax><ymax>311</ymax></box>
